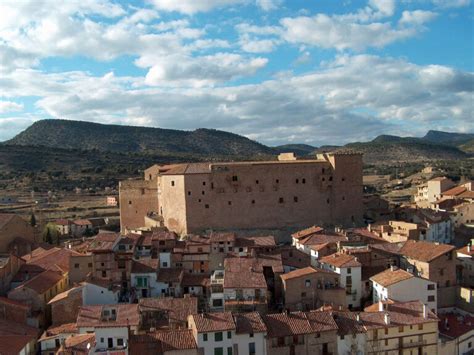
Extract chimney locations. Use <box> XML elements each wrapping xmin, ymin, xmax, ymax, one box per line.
<box><xmin>356</xmin><ymin>313</ymin><xmax>360</xmax><ymax>322</ymax></box>
<box><xmin>378</xmin><ymin>300</ymin><xmax>384</xmax><ymax>312</ymax></box>
<box><xmin>384</xmin><ymin>313</ymin><xmax>390</xmax><ymax>325</ymax></box>
<box><xmin>390</xmin><ymin>265</ymin><xmax>398</xmax><ymax>272</ymax></box>
<box><xmin>468</xmin><ymin>244</ymin><xmax>471</xmax><ymax>253</ymax></box>
<box><xmin>423</xmin><ymin>304</ymin><xmax>428</xmax><ymax>319</ymax></box>
<box><xmin>368</xmin><ymin>224</ymin><xmax>372</xmax><ymax>232</ymax></box>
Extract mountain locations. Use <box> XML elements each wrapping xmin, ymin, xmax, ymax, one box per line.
<box><xmin>6</xmin><ymin>119</ymin><xmax>274</xmax><ymax>157</ymax></box>
<box><xmin>273</xmin><ymin>144</ymin><xmax>317</xmax><ymax>156</ymax></box>
<box><xmin>422</xmin><ymin>130</ymin><xmax>474</xmax><ymax>146</ymax></box>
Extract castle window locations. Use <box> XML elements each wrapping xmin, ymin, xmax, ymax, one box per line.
<box><xmin>251</xmin><ymin>200</ymin><xmax>255</xmax><ymax>204</ymax></box>
<box><xmin>279</xmin><ymin>197</ymin><xmax>284</xmax><ymax>203</ymax></box>
<box><xmin>171</xmin><ymin>181</ymin><xmax>175</xmax><ymax>186</ymax></box>
<box><xmin>228</xmin><ymin>201</ymin><xmax>232</xmax><ymax>206</ymax></box>
<box><xmin>327</xmin><ymin>199</ymin><xmax>330</xmax><ymax>204</ymax></box>
<box><xmin>296</xmin><ymin>179</ymin><xmax>299</xmax><ymax>184</ymax></box>
<box><xmin>205</xmin><ymin>204</ymin><xmax>209</xmax><ymax>209</ymax></box>
<box><xmin>198</xmin><ymin>199</ymin><xmax>202</xmax><ymax>203</ymax></box>
<box><xmin>294</xmin><ymin>196</ymin><xmax>298</xmax><ymax>202</ymax></box>
<box><xmin>342</xmin><ymin>196</ymin><xmax>345</xmax><ymax>201</ymax></box>
<box><xmin>188</xmin><ymin>191</ymin><xmax>191</xmax><ymax>196</ymax></box>
<box><xmin>329</xmin><ymin>176</ymin><xmax>333</xmax><ymax>181</ymax></box>
<box><xmin>232</xmin><ymin>176</ymin><xmax>238</xmax><ymax>181</ymax></box>
<box><xmin>202</xmin><ymin>181</ymin><xmax>206</xmax><ymax>186</ymax></box>
<box><xmin>128</xmin><ymin>201</ymin><xmax>132</xmax><ymax>205</ymax></box>
<box><xmin>322</xmin><ymin>178</ymin><xmax>325</xmax><ymax>182</ymax></box>
<box><xmin>255</xmin><ymin>180</ymin><xmax>259</xmax><ymax>184</ymax></box>
<box><xmin>342</xmin><ymin>177</ymin><xmax>345</xmax><ymax>182</ymax></box>
<box><xmin>302</xmin><ymin>178</ymin><xmax>306</xmax><ymax>184</ymax></box>
<box><xmin>322</xmin><ymin>168</ymin><xmax>325</xmax><ymax>174</ymax></box>
<box><xmin>141</xmin><ymin>188</ymin><xmax>145</xmax><ymax>195</ymax></box>
<box><xmin>202</xmin><ymin>191</ymin><xmax>205</xmax><ymax>195</ymax></box>
<box><xmin>211</xmin><ymin>183</ymin><xmax>214</xmax><ymax>189</ymax></box>
<box><xmin>276</xmin><ymin>179</ymin><xmax>279</xmax><ymax>184</ymax></box>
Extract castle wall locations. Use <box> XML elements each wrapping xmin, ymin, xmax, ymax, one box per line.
<box><xmin>119</xmin><ymin>179</ymin><xmax>158</xmax><ymax>232</ymax></box>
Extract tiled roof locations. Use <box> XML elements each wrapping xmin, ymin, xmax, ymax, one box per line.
<box><xmin>299</xmin><ymin>233</ymin><xmax>347</xmax><ymax>246</ymax></box>
<box><xmin>160</xmin><ymin>163</ymin><xmax>211</xmax><ymax>175</ymax></box>
<box><xmin>12</xmin><ymin>270</ymin><xmax>63</xmax><ymax>295</ymax></box>
<box><xmin>234</xmin><ymin>312</ymin><xmax>267</xmax><ymax>334</ymax></box>
<box><xmin>77</xmin><ymin>304</ymin><xmax>140</xmax><ymax>328</ymax></box>
<box><xmin>291</xmin><ymin>226</ymin><xmax>325</xmax><ymax>240</ymax></box>
<box><xmin>280</xmin><ymin>266</ymin><xmax>335</xmax><ymax>281</ymax></box>
<box><xmin>63</xmin><ymin>333</ymin><xmax>95</xmax><ymax>352</ymax></box>
<box><xmin>55</xmin><ymin>219</ymin><xmax>70</xmax><ymax>226</ymax></box>
<box><xmin>151</xmin><ymin>231</ymin><xmax>178</xmax><ymax>242</ymax></box>
<box><xmin>224</xmin><ymin>257</ymin><xmax>267</xmax><ymax>289</ymax></box>
<box><xmin>263</xmin><ymin>312</ymin><xmax>313</xmax><ymax>337</ymax></box>
<box><xmin>439</xmin><ymin>313</ymin><xmax>474</xmax><ymax>338</ymax></box>
<box><xmin>370</xmin><ymin>243</ymin><xmax>402</xmax><ymax>255</ymax></box>
<box><xmin>361</xmin><ymin>300</ymin><xmax>438</xmax><ymax>328</ymax></box>
<box><xmin>25</xmin><ymin>247</ymin><xmax>80</xmax><ymax>273</ymax></box>
<box><xmin>210</xmin><ymin>232</ymin><xmax>236</xmax><ymax>243</ymax></box>
<box><xmin>73</xmin><ymin>219</ymin><xmax>92</xmax><ymax>226</ymax></box>
<box><xmin>131</xmin><ymin>258</ymin><xmax>159</xmax><ymax>273</ymax></box>
<box><xmin>400</xmin><ymin>240</ymin><xmax>455</xmax><ymax>262</ymax></box>
<box><xmin>181</xmin><ymin>273</ymin><xmax>209</xmax><ymax>287</ymax></box>
<box><xmin>278</xmin><ymin>248</ymin><xmax>311</xmax><ymax>269</ymax></box>
<box><xmin>191</xmin><ymin>312</ymin><xmax>236</xmax><ymax>332</ymax></box>
<box><xmin>139</xmin><ymin>297</ymin><xmax>198</xmax><ymax>323</ymax></box>
<box><xmin>48</xmin><ymin>285</ymin><xmax>83</xmax><ymax>304</ymax></box>
<box><xmin>0</xmin><ymin>318</ymin><xmax>38</xmax><ymax>337</ymax></box>
<box><xmin>442</xmin><ymin>185</ymin><xmax>467</xmax><ymax>196</ymax></box>
<box><xmin>458</xmin><ymin>190</ymin><xmax>474</xmax><ymax>199</ymax></box>
<box><xmin>236</xmin><ymin>235</ymin><xmax>276</xmax><ymax>248</ymax></box>
<box><xmin>156</xmin><ymin>268</ymin><xmax>183</xmax><ymax>283</ymax></box>
<box><xmin>257</xmin><ymin>253</ymin><xmax>284</xmax><ymax>273</ymax></box>
<box><xmin>0</xmin><ymin>335</ymin><xmax>35</xmax><ymax>354</ymax></box>
<box><xmin>333</xmin><ymin>311</ymin><xmax>366</xmax><ymax>336</ymax></box>
<box><xmin>305</xmin><ymin>311</ymin><xmax>338</xmax><ymax>332</ymax></box>
<box><xmin>87</xmin><ymin>232</ymin><xmax>120</xmax><ymax>252</ymax></box>
<box><xmin>370</xmin><ymin>268</ymin><xmax>414</xmax><ymax>287</ymax></box>
<box><xmin>457</xmin><ymin>245</ymin><xmax>474</xmax><ymax>257</ymax></box>
<box><xmin>130</xmin><ymin>329</ymin><xmax>197</xmax><ymax>354</ymax></box>
<box><xmin>0</xmin><ymin>213</ymin><xmax>15</xmax><ymax>229</ymax></box>
<box><xmin>44</xmin><ymin>322</ymin><xmax>78</xmax><ymax>337</ymax></box>
<box><xmin>319</xmin><ymin>253</ymin><xmax>361</xmax><ymax>268</ymax></box>
<box><xmin>0</xmin><ymin>296</ymin><xmax>29</xmax><ymax>309</ymax></box>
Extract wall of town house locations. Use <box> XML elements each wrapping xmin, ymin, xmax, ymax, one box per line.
<box><xmin>159</xmin><ymin>175</ymin><xmax>188</xmax><ymax>235</ymax></box>
<box><xmin>267</xmin><ymin>331</ymin><xmax>337</xmax><ymax>355</ymax></box>
<box><xmin>0</xmin><ymin>217</ymin><xmax>35</xmax><ymax>254</ymax></box>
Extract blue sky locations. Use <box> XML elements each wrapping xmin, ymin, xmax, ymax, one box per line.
<box><xmin>0</xmin><ymin>0</ymin><xmax>472</xmax><ymax>146</ymax></box>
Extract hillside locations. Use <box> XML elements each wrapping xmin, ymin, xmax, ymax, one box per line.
<box><xmin>422</xmin><ymin>130</ymin><xmax>474</xmax><ymax>147</ymax></box>
<box><xmin>273</xmin><ymin>144</ymin><xmax>316</xmax><ymax>156</ymax></box>
<box><xmin>6</xmin><ymin>119</ymin><xmax>274</xmax><ymax>157</ymax></box>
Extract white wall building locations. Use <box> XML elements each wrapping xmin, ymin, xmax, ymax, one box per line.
<box><xmin>82</xmin><ymin>281</ymin><xmax>120</xmax><ymax>305</ymax></box>
<box><xmin>371</xmin><ymin>267</ymin><xmax>437</xmax><ymax>312</ymax></box>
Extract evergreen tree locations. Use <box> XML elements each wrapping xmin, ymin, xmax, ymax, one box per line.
<box><xmin>30</xmin><ymin>213</ymin><xmax>36</xmax><ymax>227</ymax></box>
<box><xmin>43</xmin><ymin>227</ymin><xmax>52</xmax><ymax>244</ymax></box>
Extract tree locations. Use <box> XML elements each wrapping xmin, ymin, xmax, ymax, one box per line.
<box><xmin>30</xmin><ymin>213</ymin><xmax>36</xmax><ymax>227</ymax></box>
<box><xmin>43</xmin><ymin>227</ymin><xmax>52</xmax><ymax>244</ymax></box>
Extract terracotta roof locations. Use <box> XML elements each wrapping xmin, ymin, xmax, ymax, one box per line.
<box><xmin>0</xmin><ymin>296</ymin><xmax>29</xmax><ymax>309</ymax></box>
<box><xmin>291</xmin><ymin>226</ymin><xmax>325</xmax><ymax>240</ymax></box>
<box><xmin>236</xmin><ymin>235</ymin><xmax>276</xmax><ymax>248</ymax></box>
<box><xmin>151</xmin><ymin>231</ymin><xmax>178</xmax><ymax>242</ymax></box>
<box><xmin>210</xmin><ymin>232</ymin><xmax>236</xmax><ymax>243</ymax></box>
<box><xmin>299</xmin><ymin>233</ymin><xmax>347</xmax><ymax>246</ymax></box>
<box><xmin>370</xmin><ymin>268</ymin><xmax>414</xmax><ymax>287</ymax></box>
<box><xmin>55</xmin><ymin>219</ymin><xmax>70</xmax><ymax>226</ymax></box>
<box><xmin>131</xmin><ymin>258</ymin><xmax>159</xmax><ymax>273</ymax></box>
<box><xmin>130</xmin><ymin>329</ymin><xmax>197</xmax><ymax>354</ymax></box>
<box><xmin>88</xmin><ymin>232</ymin><xmax>120</xmax><ymax>252</ymax></box>
<box><xmin>156</xmin><ymin>268</ymin><xmax>183</xmax><ymax>283</ymax></box>
<box><xmin>442</xmin><ymin>186</ymin><xmax>467</xmax><ymax>197</ymax></box>
<box><xmin>263</xmin><ymin>312</ymin><xmax>313</xmax><ymax>337</ymax></box>
<box><xmin>333</xmin><ymin>311</ymin><xmax>366</xmax><ymax>335</ymax></box>
<box><xmin>44</xmin><ymin>323</ymin><xmax>77</xmax><ymax>337</ymax></box>
<box><xmin>319</xmin><ymin>253</ymin><xmax>361</xmax><ymax>268</ymax></box>
<box><xmin>160</xmin><ymin>163</ymin><xmax>211</xmax><ymax>175</ymax></box>
<box><xmin>181</xmin><ymin>273</ymin><xmax>209</xmax><ymax>287</ymax></box>
<box><xmin>309</xmin><ymin>243</ymin><xmax>329</xmax><ymax>252</ymax></box>
<box><xmin>48</xmin><ymin>285</ymin><xmax>83</xmax><ymax>304</ymax></box>
<box><xmin>0</xmin><ymin>335</ymin><xmax>35</xmax><ymax>354</ymax></box>
<box><xmin>280</xmin><ymin>266</ymin><xmax>336</xmax><ymax>281</ymax></box>
<box><xmin>139</xmin><ymin>297</ymin><xmax>198</xmax><ymax>323</ymax></box>
<box><xmin>439</xmin><ymin>313</ymin><xmax>474</xmax><ymax>339</ymax></box>
<box><xmin>400</xmin><ymin>240</ymin><xmax>455</xmax><ymax>262</ymax></box>
<box><xmin>257</xmin><ymin>253</ymin><xmax>285</xmax><ymax>273</ymax></box>
<box><xmin>430</xmin><ymin>177</ymin><xmax>448</xmax><ymax>181</ymax></box>
<box><xmin>191</xmin><ymin>312</ymin><xmax>236</xmax><ymax>332</ymax></box>
<box><xmin>77</xmin><ymin>304</ymin><xmax>140</xmax><ymax>328</ymax></box>
<box><xmin>234</xmin><ymin>312</ymin><xmax>267</xmax><ymax>334</ymax></box>
<box><xmin>26</xmin><ymin>247</ymin><xmax>80</xmax><ymax>273</ymax></box>
<box><xmin>457</xmin><ymin>245</ymin><xmax>474</xmax><ymax>257</ymax></box>
<box><xmin>63</xmin><ymin>333</ymin><xmax>95</xmax><ymax>352</ymax></box>
<box><xmin>305</xmin><ymin>310</ymin><xmax>338</xmax><ymax>332</ymax></box>
<box><xmin>0</xmin><ymin>318</ymin><xmax>38</xmax><ymax>337</ymax></box>
<box><xmin>11</xmin><ymin>270</ymin><xmax>63</xmax><ymax>295</ymax></box>
<box><xmin>360</xmin><ymin>301</ymin><xmax>438</xmax><ymax>328</ymax></box>
<box><xmin>363</xmin><ymin>299</ymin><xmax>395</xmax><ymax>312</ymax></box>
<box><xmin>224</xmin><ymin>257</ymin><xmax>267</xmax><ymax>289</ymax></box>
<box><xmin>458</xmin><ymin>190</ymin><xmax>474</xmax><ymax>199</ymax></box>
<box><xmin>370</xmin><ymin>243</ymin><xmax>402</xmax><ymax>255</ymax></box>
<box><xmin>278</xmin><ymin>248</ymin><xmax>311</xmax><ymax>269</ymax></box>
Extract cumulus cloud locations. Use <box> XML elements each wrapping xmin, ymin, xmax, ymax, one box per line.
<box><xmin>0</xmin><ymin>101</ymin><xmax>24</xmax><ymax>113</ymax></box>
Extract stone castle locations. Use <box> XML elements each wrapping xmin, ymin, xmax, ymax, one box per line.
<box><xmin>119</xmin><ymin>152</ymin><xmax>363</xmax><ymax>235</ymax></box>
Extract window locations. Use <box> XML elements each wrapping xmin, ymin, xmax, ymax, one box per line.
<box><xmin>427</xmin><ymin>295</ymin><xmax>435</xmax><ymax>302</ymax></box>
<box><xmin>255</xmin><ymin>180</ymin><xmax>259</xmax><ymax>184</ymax></box>
<box><xmin>296</xmin><ymin>178</ymin><xmax>299</xmax><ymax>183</ymax></box>
<box><xmin>399</xmin><ymin>326</ymin><xmax>404</xmax><ymax>332</ymax></box>
<box><xmin>205</xmin><ymin>204</ymin><xmax>210</xmax><ymax>209</ymax></box>
<box><xmin>88</xmin><ymin>263</ymin><xmax>92</xmax><ymax>268</ymax></box>
<box><xmin>203</xmin><ymin>334</ymin><xmax>208</xmax><ymax>341</ymax></box>
<box><xmin>294</xmin><ymin>196</ymin><xmax>298</xmax><ymax>202</ymax></box>
<box><xmin>162</xmin><ymin>262</ymin><xmax>168</xmax><ymax>267</ymax></box>
<box><xmin>427</xmin><ymin>284</ymin><xmax>435</xmax><ymax>290</ymax></box>
<box><xmin>249</xmin><ymin>333</ymin><xmax>254</xmax><ymax>338</ymax></box>
<box><xmin>279</xmin><ymin>197</ymin><xmax>284</xmax><ymax>203</ymax></box>
<box><xmin>446</xmin><ymin>280</ymin><xmax>450</xmax><ymax>287</ymax></box>
<box><xmin>228</xmin><ymin>201</ymin><xmax>232</xmax><ymax>205</ymax></box>
<box><xmin>188</xmin><ymin>191</ymin><xmax>191</xmax><ymax>196</ymax></box>
<box><xmin>468</xmin><ymin>342</ymin><xmax>472</xmax><ymax>348</ymax></box>
<box><xmin>128</xmin><ymin>200</ymin><xmax>132</xmax><ymax>205</ymax></box>
<box><xmin>227</xmin><ymin>347</ymin><xmax>233</xmax><ymax>355</ymax></box>
<box><xmin>418</xmin><ymin>324</ymin><xmax>423</xmax><ymax>330</ymax></box>
<box><xmin>385</xmin><ymin>339</ymin><xmax>388</xmax><ymax>346</ymax></box>
<box><xmin>214</xmin><ymin>347</ymin><xmax>223</xmax><ymax>355</ymax></box>
<box><xmin>232</xmin><ymin>176</ymin><xmax>238</xmax><ymax>181</ymax></box>
<box><xmin>202</xmin><ymin>191</ymin><xmax>205</xmax><ymax>195</ymax></box>
<box><xmin>249</xmin><ymin>342</ymin><xmax>256</xmax><ymax>355</ymax></box>
<box><xmin>251</xmin><ymin>200</ymin><xmax>255</xmax><ymax>204</ymax></box>
<box><xmin>227</xmin><ymin>331</ymin><xmax>232</xmax><ymax>339</ymax></box>
<box><xmin>277</xmin><ymin>337</ymin><xmax>284</xmax><ymax>346</ymax></box>
<box><xmin>439</xmin><ymin>268</ymin><xmax>444</xmax><ymax>276</ymax></box>
<box><xmin>276</xmin><ymin>179</ymin><xmax>279</xmax><ymax>184</ymax></box>
<box><xmin>322</xmin><ymin>168</ymin><xmax>325</xmax><ymax>173</ymax></box>
<box><xmin>302</xmin><ymin>178</ymin><xmax>306</xmax><ymax>184</ymax></box>
<box><xmin>347</xmin><ymin>268</ymin><xmax>351</xmax><ymax>274</ymax></box>
<box><xmin>305</xmin><ymin>279</ymin><xmax>311</xmax><ymax>287</ymax></box>
<box><xmin>203</xmin><ymin>181</ymin><xmax>206</xmax><ymax>186</ymax></box>
<box><xmin>301</xmin><ymin>292</ymin><xmax>306</xmax><ymax>297</ymax></box>
<box><xmin>74</xmin><ymin>263</ymin><xmax>80</xmax><ymax>269</ymax></box>
<box><xmin>55</xmin><ymin>339</ymin><xmax>60</xmax><ymax>348</ymax></box>
<box><xmin>171</xmin><ymin>181</ymin><xmax>175</xmax><ymax>186</ymax></box>
<box><xmin>384</xmin><ymin>328</ymin><xmax>388</xmax><ymax>335</ymax></box>
<box><xmin>215</xmin><ymin>332</ymin><xmax>223</xmax><ymax>341</ymax></box>
<box><xmin>329</xmin><ymin>176</ymin><xmax>333</xmax><ymax>181</ymax></box>
<box><xmin>102</xmin><ymin>271</ymin><xmax>107</xmax><ymax>277</ymax></box>
<box><xmin>198</xmin><ymin>247</ymin><xmax>203</xmax><ymax>252</ymax></box>
<box><xmin>327</xmin><ymin>199</ymin><xmax>330</xmax><ymax>204</ymax></box>
<box><xmin>117</xmin><ymin>338</ymin><xmax>124</xmax><ymax>347</ymax></box>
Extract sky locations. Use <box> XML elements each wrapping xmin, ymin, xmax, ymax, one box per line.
<box><xmin>0</xmin><ymin>0</ymin><xmax>472</xmax><ymax>146</ymax></box>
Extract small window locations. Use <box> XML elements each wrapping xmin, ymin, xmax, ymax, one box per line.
<box><xmin>117</xmin><ymin>338</ymin><xmax>124</xmax><ymax>347</ymax></box>
<box><xmin>327</xmin><ymin>199</ymin><xmax>330</xmax><ymax>204</ymax></box>
<box><xmin>171</xmin><ymin>181</ymin><xmax>175</xmax><ymax>186</ymax></box>
<box><xmin>203</xmin><ymin>181</ymin><xmax>206</xmax><ymax>186</ymax></box>
<box><xmin>302</xmin><ymin>178</ymin><xmax>306</xmax><ymax>184</ymax></box>
<box><xmin>255</xmin><ymin>180</ymin><xmax>259</xmax><ymax>184</ymax></box>
<box><xmin>305</xmin><ymin>279</ymin><xmax>311</xmax><ymax>287</ymax></box>
<box><xmin>205</xmin><ymin>204</ymin><xmax>209</xmax><ymax>209</ymax></box>
<box><xmin>227</xmin><ymin>331</ymin><xmax>232</xmax><ymax>339</ymax></box>
<box><xmin>342</xmin><ymin>196</ymin><xmax>345</xmax><ymax>201</ymax></box>
<box><xmin>329</xmin><ymin>176</ymin><xmax>333</xmax><ymax>181</ymax></box>
<box><xmin>347</xmin><ymin>268</ymin><xmax>351</xmax><ymax>274</ymax></box>
<box><xmin>322</xmin><ymin>168</ymin><xmax>325</xmax><ymax>173</ymax></box>
<box><xmin>203</xmin><ymin>333</ymin><xmax>208</xmax><ymax>341</ymax></box>
<box><xmin>275</xmin><ymin>179</ymin><xmax>279</xmax><ymax>184</ymax></box>
<box><xmin>385</xmin><ymin>339</ymin><xmax>388</xmax><ymax>346</ymax></box>
<box><xmin>232</xmin><ymin>176</ymin><xmax>238</xmax><ymax>181</ymax></box>
<box><xmin>74</xmin><ymin>263</ymin><xmax>80</xmax><ymax>268</ymax></box>
<box><xmin>279</xmin><ymin>197</ymin><xmax>284</xmax><ymax>203</ymax></box>
<box><xmin>294</xmin><ymin>196</ymin><xmax>298</xmax><ymax>202</ymax></box>
<box><xmin>228</xmin><ymin>201</ymin><xmax>232</xmax><ymax>205</ymax></box>
<box><xmin>296</xmin><ymin>178</ymin><xmax>299</xmax><ymax>184</ymax></box>
<box><xmin>188</xmin><ymin>191</ymin><xmax>191</xmax><ymax>196</ymax></box>
<box><xmin>342</xmin><ymin>177</ymin><xmax>345</xmax><ymax>181</ymax></box>
<box><xmin>251</xmin><ymin>200</ymin><xmax>255</xmax><ymax>204</ymax></box>
<box><xmin>427</xmin><ymin>284</ymin><xmax>435</xmax><ymax>290</ymax></box>
<box><xmin>428</xmin><ymin>295</ymin><xmax>435</xmax><ymax>302</ymax></box>
<box><xmin>398</xmin><ymin>326</ymin><xmax>403</xmax><ymax>332</ymax></box>
<box><xmin>128</xmin><ymin>200</ymin><xmax>132</xmax><ymax>205</ymax></box>
<box><xmin>301</xmin><ymin>292</ymin><xmax>306</xmax><ymax>297</ymax></box>
<box><xmin>88</xmin><ymin>263</ymin><xmax>92</xmax><ymax>268</ymax></box>
<box><xmin>418</xmin><ymin>324</ymin><xmax>423</xmax><ymax>330</ymax></box>
<box><xmin>384</xmin><ymin>328</ymin><xmax>388</xmax><ymax>335</ymax></box>
<box><xmin>102</xmin><ymin>271</ymin><xmax>106</xmax><ymax>277</ymax></box>
<box><xmin>215</xmin><ymin>332</ymin><xmax>223</xmax><ymax>342</ymax></box>
<box><xmin>202</xmin><ymin>191</ymin><xmax>205</xmax><ymax>195</ymax></box>
<box><xmin>227</xmin><ymin>347</ymin><xmax>233</xmax><ymax>355</ymax></box>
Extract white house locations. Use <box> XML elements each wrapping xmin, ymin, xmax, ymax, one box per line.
<box><xmin>318</xmin><ymin>253</ymin><xmax>362</xmax><ymax>309</ymax></box>
<box><xmin>333</xmin><ymin>311</ymin><xmax>367</xmax><ymax>355</ymax></box>
<box><xmin>76</xmin><ymin>304</ymin><xmax>140</xmax><ymax>355</ymax></box>
<box><xmin>411</xmin><ymin>209</ymin><xmax>454</xmax><ymax>244</ymax></box>
<box><xmin>82</xmin><ymin>279</ymin><xmax>120</xmax><ymax>305</ymax></box>
<box><xmin>188</xmin><ymin>311</ymin><xmax>266</xmax><ymax>355</ymax></box>
<box><xmin>371</xmin><ymin>266</ymin><xmax>437</xmax><ymax>312</ymax></box>
<box><xmin>130</xmin><ymin>258</ymin><xmax>159</xmax><ymax>299</ymax></box>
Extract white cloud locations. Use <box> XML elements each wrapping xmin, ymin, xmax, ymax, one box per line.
<box><xmin>0</xmin><ymin>101</ymin><xmax>23</xmax><ymax>113</ymax></box>
<box><xmin>368</xmin><ymin>0</ymin><xmax>396</xmax><ymax>17</ymax></box>
<box><xmin>256</xmin><ymin>0</ymin><xmax>282</xmax><ymax>11</ymax></box>
<box><xmin>399</xmin><ymin>10</ymin><xmax>437</xmax><ymax>26</ymax></box>
<box><xmin>431</xmin><ymin>0</ymin><xmax>471</xmax><ymax>8</ymax></box>
<box><xmin>149</xmin><ymin>0</ymin><xmax>246</xmax><ymax>14</ymax></box>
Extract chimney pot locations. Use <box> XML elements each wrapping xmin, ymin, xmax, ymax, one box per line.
<box><xmin>384</xmin><ymin>313</ymin><xmax>390</xmax><ymax>325</ymax></box>
<box><xmin>378</xmin><ymin>300</ymin><xmax>384</xmax><ymax>312</ymax></box>
<box><xmin>423</xmin><ymin>304</ymin><xmax>428</xmax><ymax>319</ymax></box>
